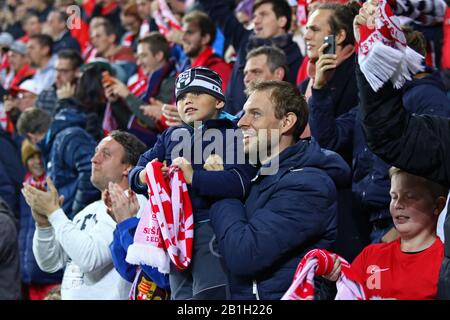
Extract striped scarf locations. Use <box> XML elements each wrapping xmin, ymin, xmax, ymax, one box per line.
<box><xmin>126</xmin><ymin>161</ymin><xmax>194</xmax><ymax>274</ymax></box>
<box><xmin>357</xmin><ymin>0</ymin><xmax>424</xmax><ymax>91</ymax></box>
<box><xmin>282</xmin><ymin>249</ymin><xmax>366</xmax><ymax>300</ymax></box>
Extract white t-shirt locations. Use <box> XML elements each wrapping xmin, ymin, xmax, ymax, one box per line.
<box><xmin>33</xmin><ymin>199</ymin><xmax>131</xmax><ymax>300</ymax></box>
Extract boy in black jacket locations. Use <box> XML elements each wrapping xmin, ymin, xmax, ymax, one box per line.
<box><xmin>129</xmin><ymin>67</ymin><xmax>257</xmax><ymax>299</ymax></box>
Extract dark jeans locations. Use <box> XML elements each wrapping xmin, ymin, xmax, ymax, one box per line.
<box><xmin>169</xmin><ymin>221</ymin><xmax>230</xmax><ymax>300</ymax></box>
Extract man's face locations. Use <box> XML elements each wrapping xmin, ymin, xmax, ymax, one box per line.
<box><xmin>17</xmin><ymin>91</ymin><xmax>37</xmax><ymax>112</ymax></box>
<box><xmin>136</xmin><ymin>0</ymin><xmax>152</xmax><ymax>20</ymax></box>
<box><xmin>27</xmin><ymin>39</ymin><xmax>46</xmax><ymax>67</ymax></box>
<box><xmin>121</xmin><ymin>14</ymin><xmax>141</xmax><ymax>34</ymax></box>
<box><xmin>55</xmin><ymin>58</ymin><xmax>77</xmax><ymax>89</ymax></box>
<box><xmin>90</xmin><ymin>26</ymin><xmax>114</xmax><ymax>56</ymax></box>
<box><xmin>238</xmin><ymin>89</ymin><xmax>281</xmax><ymax>157</ymax></box>
<box><xmin>176</xmin><ymin>92</ymin><xmax>223</xmax><ymax>125</ymax></box>
<box><xmin>182</xmin><ymin>22</ymin><xmax>206</xmax><ymax>59</ymax></box>
<box><xmin>46</xmin><ymin>11</ymin><xmax>65</xmax><ymax>36</ymax></box>
<box><xmin>90</xmin><ymin>137</ymin><xmax>130</xmax><ymax>192</ymax></box>
<box><xmin>253</xmin><ymin>3</ymin><xmax>286</xmax><ymax>39</ymax></box>
<box><xmin>137</xmin><ymin>43</ymin><xmax>160</xmax><ymax>74</ymax></box>
<box><xmin>243</xmin><ymin>54</ymin><xmax>282</xmax><ymax>88</ymax></box>
<box><xmin>24</xmin><ymin>16</ymin><xmax>42</xmax><ymax>36</ymax></box>
<box><xmin>8</xmin><ymin>51</ymin><xmax>27</xmax><ymax>72</ymax></box>
<box><xmin>304</xmin><ymin>9</ymin><xmax>333</xmax><ymax>60</ymax></box>
<box><xmin>27</xmin><ymin>132</ymin><xmax>46</xmax><ymax>145</ymax></box>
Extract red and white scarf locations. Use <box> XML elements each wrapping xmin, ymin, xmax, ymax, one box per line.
<box><xmin>154</xmin><ymin>0</ymin><xmax>181</xmax><ymax>38</ymax></box>
<box><xmin>282</xmin><ymin>249</ymin><xmax>367</xmax><ymax>300</ymax></box>
<box><xmin>126</xmin><ymin>161</ymin><xmax>194</xmax><ymax>274</ymax></box>
<box><xmin>358</xmin><ymin>0</ymin><xmax>424</xmax><ymax>91</ymax></box>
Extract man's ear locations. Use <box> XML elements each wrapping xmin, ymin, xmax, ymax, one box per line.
<box><xmin>155</xmin><ymin>50</ymin><xmax>165</xmax><ymax>63</ymax></box>
<box><xmin>274</xmin><ymin>67</ymin><xmax>285</xmax><ymax>81</ymax></box>
<box><xmin>201</xmin><ymin>33</ymin><xmax>211</xmax><ymax>47</ymax></box>
<box><xmin>280</xmin><ymin>112</ymin><xmax>297</xmax><ymax>135</ymax></box>
<box><xmin>108</xmin><ymin>33</ymin><xmax>117</xmax><ymax>45</ymax></box>
<box><xmin>123</xmin><ymin>164</ymin><xmax>132</xmax><ymax>177</ymax></box>
<box><xmin>277</xmin><ymin>16</ymin><xmax>288</xmax><ymax>30</ymax></box>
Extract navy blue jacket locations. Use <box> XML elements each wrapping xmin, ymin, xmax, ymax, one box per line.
<box><xmin>53</xmin><ymin>31</ymin><xmax>81</xmax><ymax>54</ymax></box>
<box><xmin>129</xmin><ymin>117</ymin><xmax>258</xmax><ymax>222</ymax></box>
<box><xmin>110</xmin><ymin>217</ymin><xmax>170</xmax><ymax>289</ymax></box>
<box><xmin>18</xmin><ymin>194</ymin><xmax>63</xmax><ymax>284</ymax></box>
<box><xmin>198</xmin><ymin>0</ymin><xmax>303</xmax><ymax>115</ymax></box>
<box><xmin>38</xmin><ymin>108</ymin><xmax>100</xmax><ymax>219</ymax></box>
<box><xmin>300</xmin><ymin>54</ymin><xmax>359</xmax><ymax>119</ymax></box>
<box><xmin>209</xmin><ymin>140</ymin><xmax>350</xmax><ymax>299</ymax></box>
<box><xmin>309</xmin><ymin>70</ymin><xmax>450</xmax><ymax>223</ymax></box>
<box><xmin>0</xmin><ymin>128</ymin><xmax>25</xmax><ymax>224</ymax></box>
<box><xmin>300</xmin><ymin>54</ymin><xmax>358</xmax><ymax>166</ymax></box>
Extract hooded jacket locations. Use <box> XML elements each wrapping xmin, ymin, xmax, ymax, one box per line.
<box><xmin>209</xmin><ymin>139</ymin><xmax>350</xmax><ymax>299</ymax></box>
<box><xmin>38</xmin><ymin>107</ymin><xmax>100</xmax><ymax>219</ymax></box>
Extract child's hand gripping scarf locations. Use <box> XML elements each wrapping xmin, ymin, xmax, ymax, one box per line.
<box><xmin>126</xmin><ymin>161</ymin><xmax>194</xmax><ymax>274</ymax></box>
<box><xmin>281</xmin><ymin>249</ymin><xmax>367</xmax><ymax>300</ymax></box>
<box><xmin>357</xmin><ymin>0</ymin><xmax>424</xmax><ymax>91</ymax></box>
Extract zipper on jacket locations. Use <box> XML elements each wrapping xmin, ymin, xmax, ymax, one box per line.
<box><xmin>252</xmin><ymin>280</ymin><xmax>260</xmax><ymax>300</ymax></box>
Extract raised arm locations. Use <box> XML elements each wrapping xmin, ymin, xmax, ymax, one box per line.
<box><xmin>357</xmin><ymin>66</ymin><xmax>450</xmax><ymax>186</ymax></box>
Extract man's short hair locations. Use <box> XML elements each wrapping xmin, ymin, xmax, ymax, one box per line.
<box><xmin>17</xmin><ymin>107</ymin><xmax>52</xmax><ymax>137</ymax></box>
<box><xmin>246</xmin><ymin>81</ymin><xmax>308</xmax><ymax>140</ymax></box>
<box><xmin>253</xmin><ymin>0</ymin><xmax>292</xmax><ymax>32</ymax></box>
<box><xmin>122</xmin><ymin>2</ymin><xmax>143</xmax><ymax>23</ymax></box>
<box><xmin>95</xmin><ymin>20</ymin><xmax>116</xmax><ymax>37</ymax></box>
<box><xmin>315</xmin><ymin>2</ymin><xmax>360</xmax><ymax>47</ymax></box>
<box><xmin>50</xmin><ymin>9</ymin><xmax>69</xmax><ymax>25</ymax></box>
<box><xmin>246</xmin><ymin>46</ymin><xmax>288</xmax><ymax>75</ymax></box>
<box><xmin>57</xmin><ymin>49</ymin><xmax>83</xmax><ymax>70</ymax></box>
<box><xmin>182</xmin><ymin>10</ymin><xmax>216</xmax><ymax>46</ymax></box>
<box><xmin>402</xmin><ymin>25</ymin><xmax>427</xmax><ymax>57</ymax></box>
<box><xmin>29</xmin><ymin>34</ymin><xmax>54</xmax><ymax>57</ymax></box>
<box><xmin>108</xmin><ymin>130</ymin><xmax>147</xmax><ymax>166</ymax></box>
<box><xmin>21</xmin><ymin>11</ymin><xmax>40</xmax><ymax>27</ymax></box>
<box><xmin>138</xmin><ymin>32</ymin><xmax>170</xmax><ymax>60</ymax></box>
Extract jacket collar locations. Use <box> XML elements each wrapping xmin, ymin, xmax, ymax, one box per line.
<box><xmin>251</xmin><ymin>140</ymin><xmax>309</xmax><ymax>191</ymax></box>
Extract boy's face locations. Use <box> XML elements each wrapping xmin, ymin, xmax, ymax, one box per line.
<box><xmin>176</xmin><ymin>92</ymin><xmax>224</xmax><ymax>125</ymax></box>
<box><xmin>389</xmin><ymin>173</ymin><xmax>440</xmax><ymax>238</ymax></box>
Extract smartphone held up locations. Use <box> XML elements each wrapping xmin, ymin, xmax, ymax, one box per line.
<box><xmin>323</xmin><ymin>35</ymin><xmax>336</xmax><ymax>55</ymax></box>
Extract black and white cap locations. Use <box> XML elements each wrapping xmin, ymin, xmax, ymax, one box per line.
<box><xmin>175</xmin><ymin>66</ymin><xmax>225</xmax><ymax>102</ymax></box>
